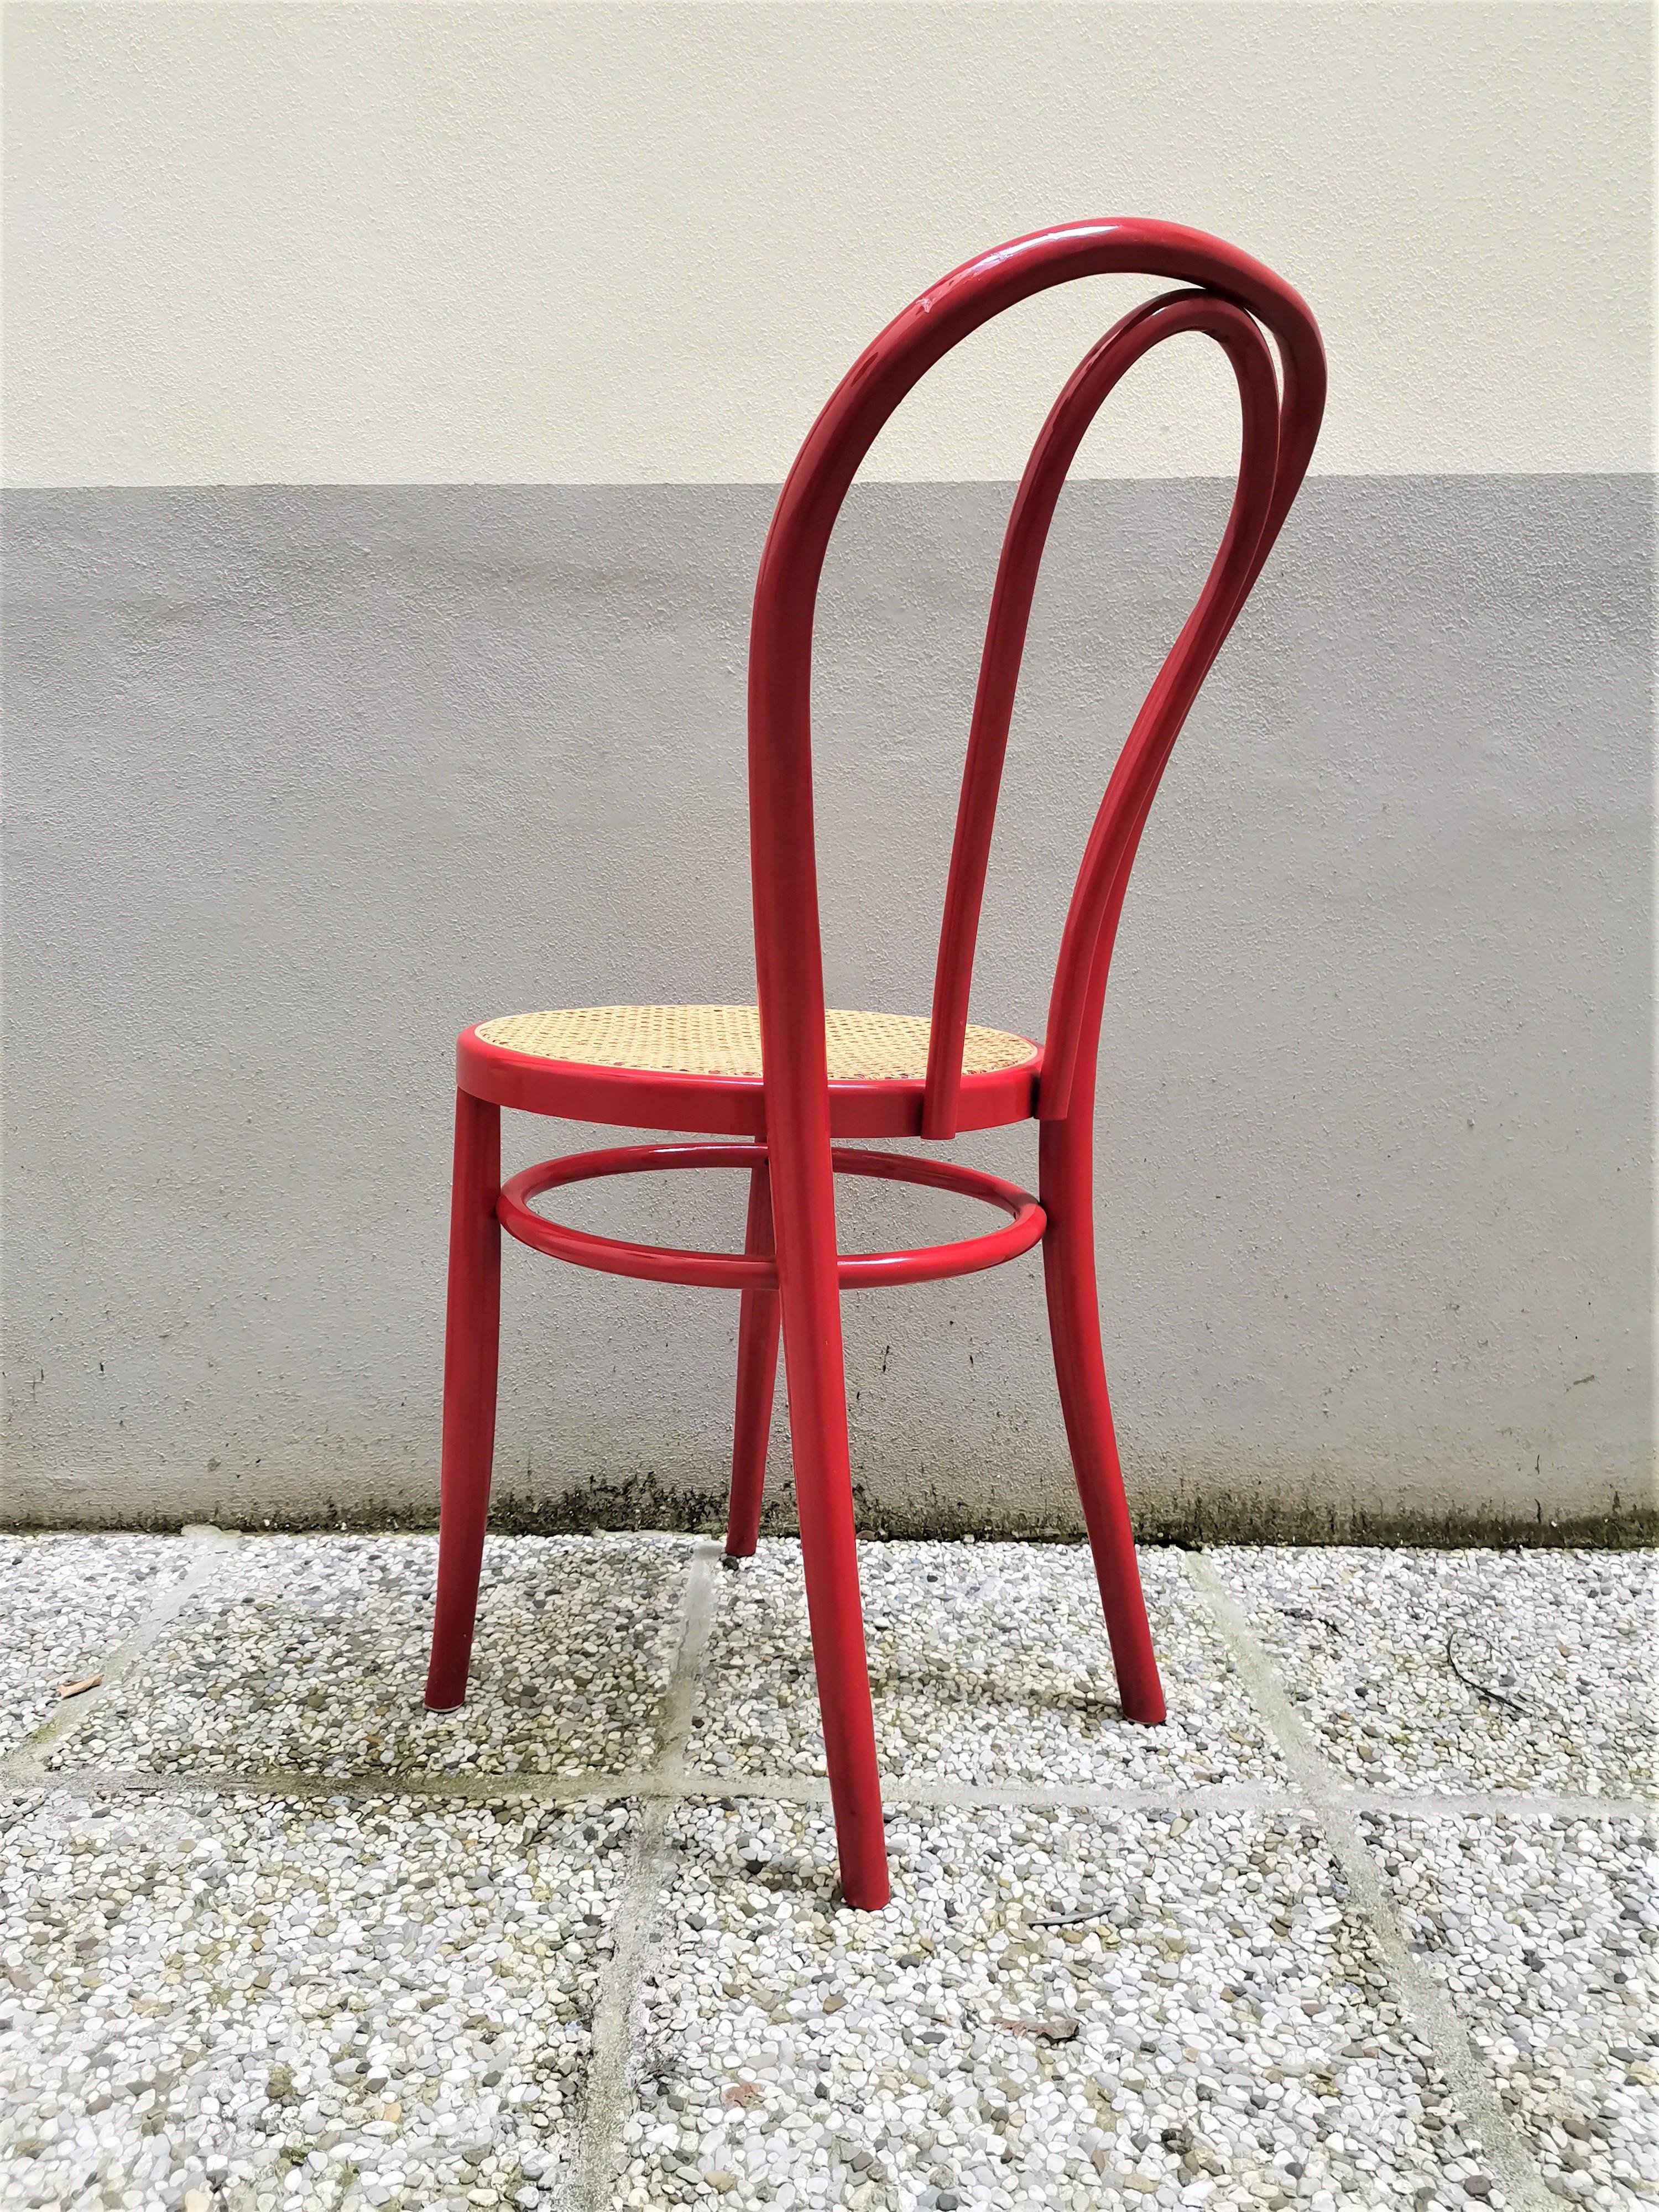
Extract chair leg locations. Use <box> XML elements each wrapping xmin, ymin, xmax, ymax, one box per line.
<box><xmin>725</xmin><ymin>1158</ymin><xmax>781</xmax><ymax>1561</ymax></box>
<box><xmin>1039</xmin><ymin>1107</ymin><xmax>1166</xmax><ymax>1725</ymax></box>
<box><xmin>425</xmin><ymin>1088</ymin><xmax>503</xmax><ymax>1712</ymax></box>
<box><xmin>770</xmin><ymin>1147</ymin><xmax>890</xmax><ymax>1909</ymax></box>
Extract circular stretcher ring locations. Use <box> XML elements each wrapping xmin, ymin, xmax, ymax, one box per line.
<box><xmin>495</xmin><ymin>1142</ymin><xmax>1045</xmax><ymax>1292</ymax></box>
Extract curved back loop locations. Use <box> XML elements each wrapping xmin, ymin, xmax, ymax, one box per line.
<box><xmin>748</xmin><ymin>220</ymin><xmax>1326</xmax><ymax>1162</ymax></box>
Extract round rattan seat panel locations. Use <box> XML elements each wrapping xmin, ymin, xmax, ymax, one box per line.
<box><xmin>474</xmin><ymin>1004</ymin><xmax>1036</xmax><ymax>1083</ymax></box>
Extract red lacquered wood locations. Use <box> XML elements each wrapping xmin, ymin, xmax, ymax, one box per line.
<box><xmin>748</xmin><ymin>221</ymin><xmax>1323</xmax><ymax>1903</ymax></box>
<box><xmin>456</xmin><ymin>1023</ymin><xmax>1039</xmax><ymax>1141</ymax></box>
<box><xmin>726</xmin><ymin>1155</ymin><xmax>780</xmax><ymax>1559</ymax></box>
<box><xmin>425</xmin><ymin>1090</ymin><xmax>503</xmax><ymax>1712</ymax></box>
<box><xmin>924</xmin><ymin>290</ymin><xmax>1281</xmax><ymax>1139</ymax></box>
<box><xmin>829</xmin><ymin>1145</ymin><xmax>1046</xmax><ymax>1286</ymax></box>
<box><xmin>494</xmin><ymin>1140</ymin><xmax>1045</xmax><ymax>1292</ymax></box>
<box><xmin>1040</xmin><ymin>906</ymin><xmax>1165</xmax><ymax>1722</ymax></box>
<box><xmin>431</xmin><ymin>220</ymin><xmax>1324</xmax><ymax>1912</ymax></box>
<box><xmin>768</xmin><ymin>1230</ymin><xmax>889</xmax><ymax>1908</ymax></box>
<box><xmin>752</xmin><ymin>227</ymin><xmax>1324</xmax><ymax>1149</ymax></box>
<box><xmin>497</xmin><ymin>1144</ymin><xmax>778</xmax><ymax>1291</ymax></box>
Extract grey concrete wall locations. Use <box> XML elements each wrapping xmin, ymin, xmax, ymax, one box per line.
<box><xmin>3</xmin><ymin>478</ymin><xmax>1651</xmax><ymax>1538</ymax></box>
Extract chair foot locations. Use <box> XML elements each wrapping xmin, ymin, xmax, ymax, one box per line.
<box><xmin>721</xmin><ymin>1550</ymin><xmax>748</xmax><ymax>1571</ymax></box>
<box><xmin>424</xmin><ymin>1697</ymin><xmax>466</xmax><ymax>1715</ymax></box>
<box><xmin>838</xmin><ymin>1859</ymin><xmax>892</xmax><ymax>1912</ymax></box>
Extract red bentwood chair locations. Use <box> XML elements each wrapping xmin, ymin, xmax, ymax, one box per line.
<box><xmin>425</xmin><ymin>220</ymin><xmax>1324</xmax><ymax>1910</ymax></box>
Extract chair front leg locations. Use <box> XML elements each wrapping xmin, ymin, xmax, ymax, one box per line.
<box><xmin>425</xmin><ymin>1088</ymin><xmax>503</xmax><ymax>1712</ymax></box>
<box><xmin>1039</xmin><ymin>1103</ymin><xmax>1166</xmax><ymax>1725</ymax></box>
<box><xmin>726</xmin><ymin>1155</ymin><xmax>781</xmax><ymax>1561</ymax></box>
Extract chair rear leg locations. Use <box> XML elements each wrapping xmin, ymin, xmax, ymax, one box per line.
<box><xmin>425</xmin><ymin>1088</ymin><xmax>503</xmax><ymax>1712</ymax></box>
<box><xmin>725</xmin><ymin>1158</ymin><xmax>781</xmax><ymax>1561</ymax></box>
<box><xmin>771</xmin><ymin>1152</ymin><xmax>890</xmax><ymax>1909</ymax></box>
<box><xmin>1039</xmin><ymin>1108</ymin><xmax>1166</xmax><ymax>1724</ymax></box>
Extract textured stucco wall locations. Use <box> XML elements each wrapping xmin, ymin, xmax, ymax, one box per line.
<box><xmin>3</xmin><ymin>3</ymin><xmax>1653</xmax><ymax>1536</ymax></box>
<box><xmin>5</xmin><ymin>478</ymin><xmax>1651</xmax><ymax>1538</ymax></box>
<box><xmin>7</xmin><ymin>4</ymin><xmax>1650</xmax><ymax>484</ymax></box>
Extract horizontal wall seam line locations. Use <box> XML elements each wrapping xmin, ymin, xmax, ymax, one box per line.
<box><xmin>4</xmin><ymin>469</ymin><xmax>1657</xmax><ymax>497</ymax></box>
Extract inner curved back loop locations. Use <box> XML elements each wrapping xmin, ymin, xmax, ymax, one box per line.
<box><xmin>922</xmin><ymin>289</ymin><xmax>1282</xmax><ymax>1136</ymax></box>
<box><xmin>747</xmin><ymin>220</ymin><xmax>1326</xmax><ymax>1164</ymax></box>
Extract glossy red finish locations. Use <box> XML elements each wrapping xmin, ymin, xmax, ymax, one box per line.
<box><xmin>1039</xmin><ymin>915</ymin><xmax>1166</xmax><ymax>1721</ymax></box>
<box><xmin>925</xmin><ymin>289</ymin><xmax>1283</xmax><ymax>1137</ymax></box>
<box><xmin>495</xmin><ymin>1141</ymin><xmax>1046</xmax><ymax>1291</ymax></box>
<box><xmin>425</xmin><ymin>1091</ymin><xmax>502</xmax><ymax>1713</ymax></box>
<box><xmin>426</xmin><ymin>218</ymin><xmax>1324</xmax><ymax>1914</ymax></box>
<box><xmin>725</xmin><ymin>1155</ymin><xmax>779</xmax><ymax>1560</ymax></box>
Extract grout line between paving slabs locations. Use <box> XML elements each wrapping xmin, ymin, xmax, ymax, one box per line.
<box><xmin>20</xmin><ymin>1760</ymin><xmax>1655</xmax><ymax>1825</ymax></box>
<box><xmin>1185</xmin><ymin>1551</ymin><xmax>1559</xmax><ymax>2212</ymax></box>
<box><xmin>566</xmin><ymin>1537</ymin><xmax>722</xmax><ymax>2212</ymax></box>
<box><xmin>0</xmin><ymin>1523</ymin><xmax>239</xmax><ymax>1784</ymax></box>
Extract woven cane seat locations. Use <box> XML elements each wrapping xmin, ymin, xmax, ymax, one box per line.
<box><xmin>475</xmin><ymin>1004</ymin><xmax>1036</xmax><ymax>1083</ymax></box>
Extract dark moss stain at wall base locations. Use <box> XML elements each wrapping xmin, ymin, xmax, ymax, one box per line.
<box><xmin>8</xmin><ymin>1474</ymin><xmax>1655</xmax><ymax>1549</ymax></box>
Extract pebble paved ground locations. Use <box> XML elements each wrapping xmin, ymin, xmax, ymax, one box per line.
<box><xmin>0</xmin><ymin>1532</ymin><xmax>1651</xmax><ymax>2212</ymax></box>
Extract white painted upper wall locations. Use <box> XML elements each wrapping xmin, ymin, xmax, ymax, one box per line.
<box><xmin>4</xmin><ymin>2</ymin><xmax>1651</xmax><ymax>486</ymax></box>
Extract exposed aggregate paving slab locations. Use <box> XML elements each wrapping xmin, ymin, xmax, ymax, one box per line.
<box><xmin>46</xmin><ymin>1534</ymin><xmax>689</xmax><ymax>1780</ymax></box>
<box><xmin>622</xmin><ymin>1798</ymin><xmax>1500</xmax><ymax>2211</ymax></box>
<box><xmin>0</xmin><ymin>1788</ymin><xmax>629</xmax><ymax>2212</ymax></box>
<box><xmin>689</xmin><ymin>1542</ymin><xmax>1287</xmax><ymax>1787</ymax></box>
<box><xmin>1210</xmin><ymin>1549</ymin><xmax>1656</xmax><ymax>1800</ymax></box>
<box><xmin>2</xmin><ymin>1532</ymin><xmax>1652</xmax><ymax>2212</ymax></box>
<box><xmin>1364</xmin><ymin>1812</ymin><xmax>1658</xmax><ymax>2210</ymax></box>
<box><xmin>0</xmin><ymin>1537</ymin><xmax>197</xmax><ymax>1755</ymax></box>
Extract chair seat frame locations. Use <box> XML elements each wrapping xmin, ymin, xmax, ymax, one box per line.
<box><xmin>425</xmin><ymin>218</ymin><xmax>1326</xmax><ymax>1912</ymax></box>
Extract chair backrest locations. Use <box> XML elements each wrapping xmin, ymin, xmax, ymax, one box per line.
<box><xmin>748</xmin><ymin>220</ymin><xmax>1325</xmax><ymax>1142</ymax></box>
